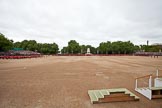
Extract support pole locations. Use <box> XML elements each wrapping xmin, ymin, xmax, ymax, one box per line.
<box><xmin>156</xmin><ymin>69</ymin><xmax>159</xmax><ymax>78</ymax></box>
<box><xmin>149</xmin><ymin>76</ymin><xmax>152</xmax><ymax>88</ymax></box>
<box><xmin>135</xmin><ymin>79</ymin><xmax>138</xmax><ymax>89</ymax></box>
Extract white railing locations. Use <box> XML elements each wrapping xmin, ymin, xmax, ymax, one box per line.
<box><xmin>135</xmin><ymin>74</ymin><xmax>152</xmax><ymax>89</ymax></box>
<box><xmin>135</xmin><ymin>69</ymin><xmax>162</xmax><ymax>89</ymax></box>
<box><xmin>156</xmin><ymin>69</ymin><xmax>162</xmax><ymax>78</ymax></box>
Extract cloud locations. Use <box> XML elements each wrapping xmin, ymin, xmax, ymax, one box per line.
<box><xmin>0</xmin><ymin>0</ymin><xmax>162</xmax><ymax>49</ymax></box>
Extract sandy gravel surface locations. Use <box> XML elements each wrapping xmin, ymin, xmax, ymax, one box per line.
<box><xmin>0</xmin><ymin>56</ymin><xmax>162</xmax><ymax>108</ymax></box>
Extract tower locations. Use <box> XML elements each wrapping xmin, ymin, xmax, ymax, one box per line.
<box><xmin>147</xmin><ymin>40</ymin><xmax>149</xmax><ymax>46</ymax></box>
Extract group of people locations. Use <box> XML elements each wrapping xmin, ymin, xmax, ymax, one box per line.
<box><xmin>135</xmin><ymin>52</ymin><xmax>162</xmax><ymax>58</ymax></box>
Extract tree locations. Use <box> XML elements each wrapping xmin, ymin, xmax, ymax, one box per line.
<box><xmin>37</xmin><ymin>43</ymin><xmax>59</xmax><ymax>54</ymax></box>
<box><xmin>111</xmin><ymin>41</ymin><xmax>120</xmax><ymax>54</ymax></box>
<box><xmin>140</xmin><ymin>45</ymin><xmax>162</xmax><ymax>52</ymax></box>
<box><xmin>0</xmin><ymin>33</ymin><xmax>13</xmax><ymax>51</ymax></box>
<box><xmin>86</xmin><ymin>45</ymin><xmax>96</xmax><ymax>54</ymax></box>
<box><xmin>20</xmin><ymin>40</ymin><xmax>28</xmax><ymax>50</ymax></box>
<box><xmin>67</xmin><ymin>40</ymin><xmax>80</xmax><ymax>54</ymax></box>
<box><xmin>61</xmin><ymin>47</ymin><xmax>68</xmax><ymax>54</ymax></box>
<box><xmin>80</xmin><ymin>45</ymin><xmax>96</xmax><ymax>54</ymax></box>
<box><xmin>98</xmin><ymin>41</ymin><xmax>111</xmax><ymax>54</ymax></box>
<box><xmin>14</xmin><ymin>42</ymin><xmax>21</xmax><ymax>48</ymax></box>
<box><xmin>80</xmin><ymin>45</ymin><xmax>86</xmax><ymax>54</ymax></box>
<box><xmin>98</xmin><ymin>41</ymin><xmax>136</xmax><ymax>54</ymax></box>
<box><xmin>49</xmin><ymin>43</ymin><xmax>59</xmax><ymax>54</ymax></box>
<box><xmin>122</xmin><ymin>41</ymin><xmax>134</xmax><ymax>54</ymax></box>
<box><xmin>13</xmin><ymin>40</ymin><xmax>59</xmax><ymax>54</ymax></box>
<box><xmin>134</xmin><ymin>45</ymin><xmax>140</xmax><ymax>52</ymax></box>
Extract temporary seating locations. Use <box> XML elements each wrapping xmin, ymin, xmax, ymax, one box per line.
<box><xmin>0</xmin><ymin>55</ymin><xmax>41</xmax><ymax>59</ymax></box>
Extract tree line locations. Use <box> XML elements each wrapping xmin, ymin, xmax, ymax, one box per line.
<box><xmin>0</xmin><ymin>33</ymin><xmax>59</xmax><ymax>54</ymax></box>
<box><xmin>61</xmin><ymin>40</ymin><xmax>139</xmax><ymax>54</ymax></box>
<box><xmin>14</xmin><ymin>40</ymin><xmax>59</xmax><ymax>54</ymax></box>
<box><xmin>0</xmin><ymin>33</ymin><xmax>162</xmax><ymax>54</ymax></box>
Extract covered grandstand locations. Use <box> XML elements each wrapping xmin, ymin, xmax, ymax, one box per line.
<box><xmin>0</xmin><ymin>50</ymin><xmax>41</xmax><ymax>59</ymax></box>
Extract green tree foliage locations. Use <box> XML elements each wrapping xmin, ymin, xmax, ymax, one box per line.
<box><xmin>80</xmin><ymin>45</ymin><xmax>86</xmax><ymax>54</ymax></box>
<box><xmin>13</xmin><ymin>40</ymin><xmax>59</xmax><ymax>54</ymax></box>
<box><xmin>98</xmin><ymin>41</ymin><xmax>111</xmax><ymax>54</ymax></box>
<box><xmin>98</xmin><ymin>41</ymin><xmax>135</xmax><ymax>54</ymax></box>
<box><xmin>2</xmin><ymin>33</ymin><xmax>161</xmax><ymax>55</ymax></box>
<box><xmin>16</xmin><ymin>40</ymin><xmax>37</xmax><ymax>51</ymax></box>
<box><xmin>61</xmin><ymin>41</ymin><xmax>97</xmax><ymax>54</ymax></box>
<box><xmin>67</xmin><ymin>40</ymin><xmax>80</xmax><ymax>54</ymax></box>
<box><xmin>61</xmin><ymin>40</ymin><xmax>141</xmax><ymax>54</ymax></box>
<box><xmin>80</xmin><ymin>45</ymin><xmax>96</xmax><ymax>54</ymax></box>
<box><xmin>140</xmin><ymin>45</ymin><xmax>162</xmax><ymax>52</ymax></box>
<box><xmin>0</xmin><ymin>33</ymin><xmax>13</xmax><ymax>51</ymax></box>
<box><xmin>61</xmin><ymin>47</ymin><xmax>68</xmax><ymax>54</ymax></box>
<box><xmin>14</xmin><ymin>42</ymin><xmax>21</xmax><ymax>48</ymax></box>
<box><xmin>133</xmin><ymin>45</ymin><xmax>140</xmax><ymax>52</ymax></box>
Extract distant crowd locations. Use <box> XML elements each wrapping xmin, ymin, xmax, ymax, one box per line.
<box><xmin>135</xmin><ymin>52</ymin><xmax>162</xmax><ymax>57</ymax></box>
<box><xmin>0</xmin><ymin>50</ymin><xmax>41</xmax><ymax>59</ymax></box>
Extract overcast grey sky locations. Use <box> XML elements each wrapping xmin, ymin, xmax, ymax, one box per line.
<box><xmin>0</xmin><ymin>0</ymin><xmax>162</xmax><ymax>49</ymax></box>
